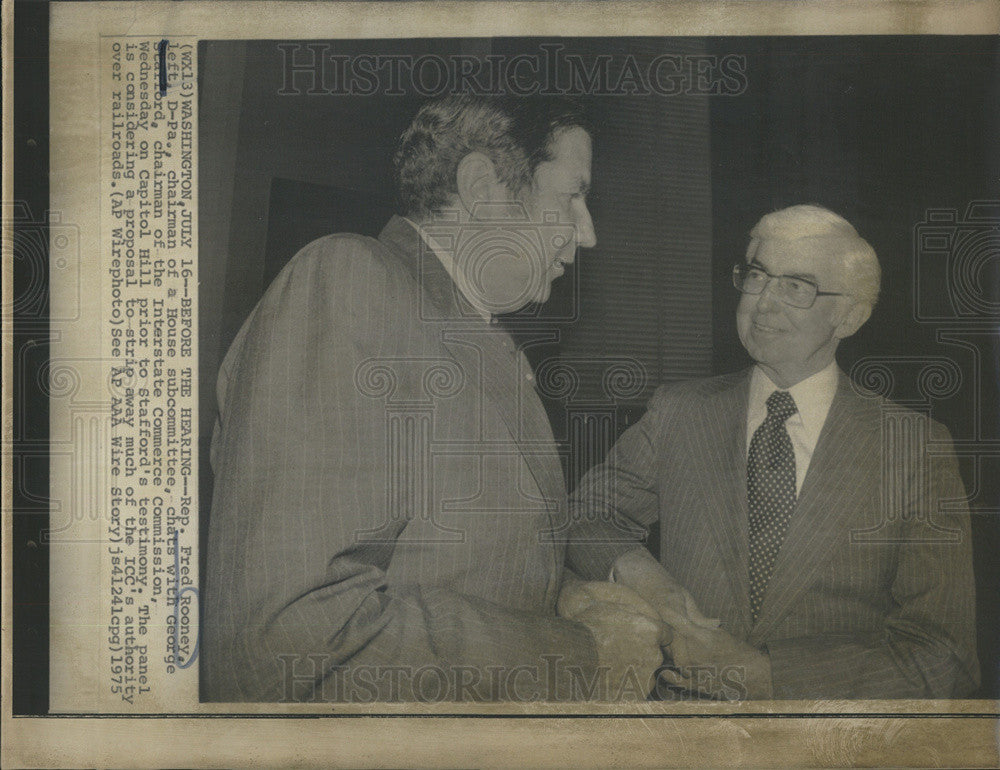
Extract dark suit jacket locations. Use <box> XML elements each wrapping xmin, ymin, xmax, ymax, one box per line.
<box><xmin>567</xmin><ymin>369</ymin><xmax>979</xmax><ymax>698</ymax></box>
<box><xmin>204</xmin><ymin>217</ymin><xmax>597</xmax><ymax>701</ymax></box>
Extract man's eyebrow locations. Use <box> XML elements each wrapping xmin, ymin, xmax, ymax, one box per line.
<box><xmin>748</xmin><ymin>259</ymin><xmax>818</xmax><ymax>282</ymax></box>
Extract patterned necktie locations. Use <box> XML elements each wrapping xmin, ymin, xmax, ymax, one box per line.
<box><xmin>747</xmin><ymin>389</ymin><xmax>798</xmax><ymax>623</ymax></box>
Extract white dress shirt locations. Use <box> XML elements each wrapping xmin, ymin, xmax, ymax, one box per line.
<box><xmin>746</xmin><ymin>361</ymin><xmax>839</xmax><ymax>494</ymax></box>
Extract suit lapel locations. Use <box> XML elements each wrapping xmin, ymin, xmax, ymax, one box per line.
<box><xmin>442</xmin><ymin>325</ymin><xmax>567</xmax><ymax>512</ymax></box>
<box><xmin>694</xmin><ymin>372</ymin><xmax>753</xmax><ymax>636</ymax></box>
<box><xmin>749</xmin><ymin>372</ymin><xmax>879</xmax><ymax>644</ymax></box>
<box><xmin>377</xmin><ymin>217</ymin><xmax>567</xmax><ymax>524</ymax></box>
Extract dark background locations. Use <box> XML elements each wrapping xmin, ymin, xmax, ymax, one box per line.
<box><xmin>13</xmin><ymin>0</ymin><xmax>51</xmax><ymax>715</ymax></box>
<box><xmin>12</xmin><ymin>25</ymin><xmax>999</xmax><ymax>714</ymax></box>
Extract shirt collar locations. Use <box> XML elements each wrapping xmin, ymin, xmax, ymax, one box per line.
<box><xmin>403</xmin><ymin>216</ymin><xmax>493</xmax><ymax>323</ymax></box>
<box><xmin>749</xmin><ymin>360</ymin><xmax>839</xmax><ymax>445</ymax></box>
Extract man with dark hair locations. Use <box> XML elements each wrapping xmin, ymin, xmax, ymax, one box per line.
<box><xmin>562</xmin><ymin>205</ymin><xmax>979</xmax><ymax>699</ymax></box>
<box><xmin>204</xmin><ymin>94</ymin><xmax>672</xmax><ymax>702</ymax></box>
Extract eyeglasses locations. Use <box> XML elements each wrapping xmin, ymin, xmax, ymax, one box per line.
<box><xmin>732</xmin><ymin>263</ymin><xmax>845</xmax><ymax>309</ymax></box>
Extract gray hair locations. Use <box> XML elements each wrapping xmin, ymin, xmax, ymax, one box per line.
<box><xmin>393</xmin><ymin>95</ymin><xmax>590</xmax><ymax>219</ymax></box>
<box><xmin>747</xmin><ymin>204</ymin><xmax>881</xmax><ymax>307</ymax></box>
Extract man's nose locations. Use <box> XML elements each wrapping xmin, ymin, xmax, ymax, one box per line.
<box><xmin>575</xmin><ymin>202</ymin><xmax>597</xmax><ymax>249</ymax></box>
<box><xmin>755</xmin><ymin>278</ymin><xmax>782</xmax><ymax>310</ymax></box>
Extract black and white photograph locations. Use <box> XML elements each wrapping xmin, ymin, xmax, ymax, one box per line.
<box><xmin>197</xmin><ymin>35</ymin><xmax>998</xmax><ymax>705</ymax></box>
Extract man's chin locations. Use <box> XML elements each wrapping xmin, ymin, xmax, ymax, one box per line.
<box><xmin>521</xmin><ymin>281</ymin><xmax>554</xmax><ymax>308</ymax></box>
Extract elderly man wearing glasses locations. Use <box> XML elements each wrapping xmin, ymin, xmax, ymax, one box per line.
<box><xmin>561</xmin><ymin>204</ymin><xmax>979</xmax><ymax>700</ymax></box>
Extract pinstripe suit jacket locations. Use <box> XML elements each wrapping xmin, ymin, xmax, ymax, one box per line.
<box><xmin>203</xmin><ymin>217</ymin><xmax>597</xmax><ymax>701</ymax></box>
<box><xmin>567</xmin><ymin>369</ymin><xmax>979</xmax><ymax>698</ymax></box>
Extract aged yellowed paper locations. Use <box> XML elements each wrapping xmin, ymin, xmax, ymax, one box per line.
<box><xmin>5</xmin><ymin>0</ymin><xmax>1000</xmax><ymax>767</ymax></box>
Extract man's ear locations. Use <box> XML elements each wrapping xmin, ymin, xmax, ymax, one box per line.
<box><xmin>456</xmin><ymin>152</ymin><xmax>503</xmax><ymax>217</ymax></box>
<box><xmin>834</xmin><ymin>301</ymin><xmax>872</xmax><ymax>340</ymax></box>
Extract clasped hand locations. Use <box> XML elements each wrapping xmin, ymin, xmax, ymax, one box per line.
<box><xmin>559</xmin><ymin>549</ymin><xmax>771</xmax><ymax>700</ymax></box>
<box><xmin>557</xmin><ymin>576</ymin><xmax>670</xmax><ymax>700</ymax></box>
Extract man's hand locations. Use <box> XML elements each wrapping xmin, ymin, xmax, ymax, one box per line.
<box><xmin>660</xmin><ymin>621</ymin><xmax>772</xmax><ymax>700</ymax></box>
<box><xmin>558</xmin><ymin>573</ymin><xmax>660</xmax><ymax>619</ymax></box>
<box><xmin>558</xmin><ymin>579</ymin><xmax>671</xmax><ymax>700</ymax></box>
<box><xmin>610</xmin><ymin>548</ymin><xmax>720</xmax><ymax>630</ymax></box>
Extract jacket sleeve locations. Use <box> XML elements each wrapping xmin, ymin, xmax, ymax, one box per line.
<box><xmin>203</xmin><ymin>237</ymin><xmax>597</xmax><ymax>702</ymax></box>
<box><xmin>565</xmin><ymin>388</ymin><xmax>675</xmax><ymax>581</ymax></box>
<box><xmin>767</xmin><ymin>420</ymin><xmax>980</xmax><ymax>699</ymax></box>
